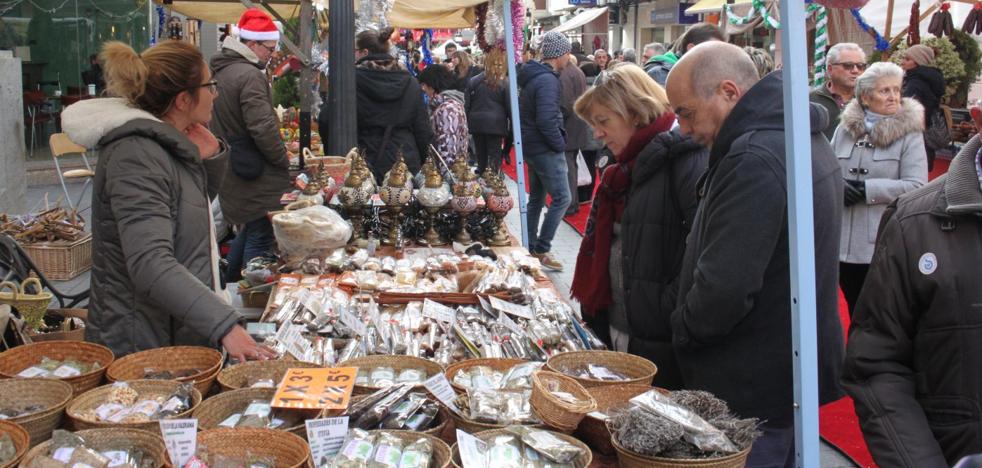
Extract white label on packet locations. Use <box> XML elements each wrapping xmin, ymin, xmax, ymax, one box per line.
<box><xmin>340</xmin><ymin>307</ymin><xmax>368</xmax><ymax>337</ymax></box>
<box><xmin>422</xmin><ymin>299</ymin><xmax>456</xmax><ymax>323</ymax></box>
<box><xmin>17</xmin><ymin>366</ymin><xmax>49</xmax><ymax>378</ymax></box>
<box><xmin>305</xmin><ymin>416</ymin><xmax>349</xmax><ymax>467</ymax></box>
<box><xmin>456</xmin><ymin>429</ymin><xmax>488</xmax><ymax>468</ymax></box>
<box><xmin>160</xmin><ymin>419</ymin><xmax>197</xmax><ymax>467</ymax></box>
<box><xmin>101</xmin><ymin>450</ymin><xmax>129</xmax><ymax>467</ymax></box>
<box><xmin>52</xmin><ymin>365</ymin><xmax>81</xmax><ymax>378</ymax></box>
<box><xmin>497</xmin><ymin>310</ymin><xmax>524</xmax><ymax>335</ymax></box>
<box><xmin>423</xmin><ymin>373</ymin><xmax>460</xmax><ymax>414</ymax></box>
<box><xmin>489</xmin><ymin>296</ymin><xmax>533</xmax><ymax>320</ymax></box>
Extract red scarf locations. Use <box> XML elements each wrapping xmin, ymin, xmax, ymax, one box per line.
<box><xmin>570</xmin><ymin>112</ymin><xmax>675</xmax><ymax>316</ymax></box>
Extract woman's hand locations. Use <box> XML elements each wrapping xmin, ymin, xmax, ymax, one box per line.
<box><xmin>221</xmin><ymin>325</ymin><xmax>278</xmax><ymax>363</ymax></box>
<box><xmin>185</xmin><ymin>123</ymin><xmax>220</xmax><ymax>160</ymax></box>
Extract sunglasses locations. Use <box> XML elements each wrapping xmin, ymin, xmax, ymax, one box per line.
<box><xmin>834</xmin><ymin>62</ymin><xmax>866</xmax><ymax>72</ymax></box>
<box><xmin>190</xmin><ymin>80</ymin><xmax>219</xmax><ymax>94</ymax></box>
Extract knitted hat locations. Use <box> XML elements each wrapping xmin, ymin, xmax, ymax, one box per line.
<box><xmin>238</xmin><ymin>8</ymin><xmax>280</xmax><ymax>42</ymax></box>
<box><xmin>539</xmin><ymin>31</ymin><xmax>572</xmax><ymax>60</ymax></box>
<box><xmin>905</xmin><ymin>44</ymin><xmax>934</xmax><ymax>67</ymax></box>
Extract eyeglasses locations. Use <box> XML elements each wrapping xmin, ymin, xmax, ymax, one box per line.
<box><xmin>190</xmin><ymin>80</ymin><xmax>219</xmax><ymax>95</ymax></box>
<box><xmin>833</xmin><ymin>62</ymin><xmax>866</xmax><ymax>72</ymax></box>
<box><xmin>257</xmin><ymin>42</ymin><xmax>277</xmax><ymax>54</ymax></box>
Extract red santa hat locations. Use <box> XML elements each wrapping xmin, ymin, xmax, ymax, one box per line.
<box><xmin>237</xmin><ymin>8</ymin><xmax>280</xmax><ymax>42</ymax></box>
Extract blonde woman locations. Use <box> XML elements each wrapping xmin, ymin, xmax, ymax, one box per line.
<box><xmin>450</xmin><ymin>50</ymin><xmax>481</xmax><ymax>92</ymax></box>
<box><xmin>570</xmin><ymin>63</ymin><xmax>707</xmax><ymax>389</ymax></box>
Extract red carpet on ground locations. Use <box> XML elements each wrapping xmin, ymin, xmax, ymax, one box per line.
<box><xmin>501</xmin><ymin>151</ymin><xmax>592</xmax><ymax>234</ymax></box>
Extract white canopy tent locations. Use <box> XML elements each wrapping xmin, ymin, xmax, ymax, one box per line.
<box><xmin>548</xmin><ymin>6</ymin><xmax>608</xmax><ymax>33</ymax></box>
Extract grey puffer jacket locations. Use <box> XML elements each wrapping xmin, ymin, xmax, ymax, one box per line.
<box><xmin>832</xmin><ymin>98</ymin><xmax>928</xmax><ymax>264</ymax></box>
<box><xmin>62</xmin><ymin>98</ymin><xmax>241</xmax><ymax>357</ymax></box>
<box><xmin>210</xmin><ymin>37</ymin><xmax>291</xmax><ymax>225</ymax></box>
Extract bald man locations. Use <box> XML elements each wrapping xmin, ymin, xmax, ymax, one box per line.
<box><xmin>665</xmin><ymin>42</ymin><xmax>845</xmax><ymax>468</ymax></box>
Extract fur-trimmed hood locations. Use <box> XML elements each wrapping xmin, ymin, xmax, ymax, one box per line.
<box><xmin>62</xmin><ymin>97</ymin><xmax>161</xmax><ymax>149</ymax></box>
<box><xmin>839</xmin><ymin>97</ymin><xmax>925</xmax><ymax>148</ymax></box>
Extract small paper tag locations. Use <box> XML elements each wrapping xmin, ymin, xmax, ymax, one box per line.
<box><xmin>423</xmin><ymin>373</ymin><xmax>460</xmax><ymax>414</ymax></box>
<box><xmin>339</xmin><ymin>307</ymin><xmax>368</xmax><ymax>337</ymax></box>
<box><xmin>159</xmin><ymin>419</ymin><xmax>197</xmax><ymax>467</ymax></box>
<box><xmin>497</xmin><ymin>310</ymin><xmax>524</xmax><ymax>334</ymax></box>
<box><xmin>456</xmin><ymin>429</ymin><xmax>488</xmax><ymax>468</ymax></box>
<box><xmin>422</xmin><ymin>299</ymin><xmax>456</xmax><ymax>323</ymax></box>
<box><xmin>489</xmin><ymin>296</ymin><xmax>533</xmax><ymax>320</ymax></box>
<box><xmin>305</xmin><ymin>416</ymin><xmax>349</xmax><ymax>467</ymax></box>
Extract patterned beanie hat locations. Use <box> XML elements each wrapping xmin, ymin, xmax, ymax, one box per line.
<box><xmin>539</xmin><ymin>31</ymin><xmax>572</xmax><ymax>59</ymax></box>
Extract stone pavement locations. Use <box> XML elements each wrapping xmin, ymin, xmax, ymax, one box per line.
<box><xmin>25</xmin><ymin>178</ymin><xmax>857</xmax><ymax>467</ymax></box>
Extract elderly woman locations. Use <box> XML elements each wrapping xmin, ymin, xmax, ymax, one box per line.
<box><xmin>570</xmin><ymin>63</ymin><xmax>708</xmax><ymax>389</ymax></box>
<box><xmin>832</xmin><ymin>61</ymin><xmax>928</xmax><ymax>315</ymax></box>
<box><xmin>901</xmin><ymin>44</ymin><xmax>946</xmax><ymax>171</ymax></box>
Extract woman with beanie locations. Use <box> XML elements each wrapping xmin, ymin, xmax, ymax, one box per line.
<box><xmin>901</xmin><ymin>44</ymin><xmax>946</xmax><ymax>171</ymax></box>
<box><xmin>60</xmin><ymin>40</ymin><xmax>275</xmax><ymax>362</ymax></box>
<box><xmin>570</xmin><ymin>63</ymin><xmax>707</xmax><ymax>388</ymax></box>
<box><xmin>832</xmin><ymin>62</ymin><xmax>928</xmax><ymax>315</ymax></box>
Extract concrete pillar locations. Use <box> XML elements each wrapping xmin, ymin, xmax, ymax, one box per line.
<box><xmin>0</xmin><ymin>51</ymin><xmax>27</xmax><ymax>214</ymax></box>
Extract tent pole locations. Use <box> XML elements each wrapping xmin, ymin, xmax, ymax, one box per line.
<box><xmin>298</xmin><ymin>0</ymin><xmax>312</xmax><ymax>170</ymax></box>
<box><xmin>779</xmin><ymin>0</ymin><xmax>819</xmax><ymax>466</ymax></box>
<box><xmin>326</xmin><ymin>0</ymin><xmax>357</xmax><ymax>156</ymax></box>
<box><xmin>885</xmin><ymin>0</ymin><xmax>896</xmax><ymax>39</ymax></box>
<box><xmin>503</xmin><ymin>0</ymin><xmax>530</xmax><ymax>248</ymax></box>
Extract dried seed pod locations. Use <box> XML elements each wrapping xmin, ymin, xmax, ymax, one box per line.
<box><xmin>670</xmin><ymin>390</ymin><xmax>731</xmax><ymax>421</ymax></box>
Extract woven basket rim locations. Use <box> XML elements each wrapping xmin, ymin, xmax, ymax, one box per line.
<box><xmin>66</xmin><ymin>379</ymin><xmax>202</xmax><ymax>428</ymax></box>
<box><xmin>531</xmin><ymin>370</ymin><xmax>596</xmax><ymax>412</ymax></box>
<box><xmin>196</xmin><ymin>427</ymin><xmax>310</xmax><ymax>468</ymax></box>
<box><xmin>0</xmin><ymin>377</ymin><xmax>74</xmax><ymax>422</ymax></box>
<box><xmin>545</xmin><ymin>350</ymin><xmax>657</xmax><ymax>385</ymax></box>
<box><xmin>367</xmin><ymin>429</ymin><xmax>452</xmax><ymax>468</ymax></box>
<box><xmin>106</xmin><ymin>346</ymin><xmax>223</xmax><ymax>383</ymax></box>
<box><xmin>450</xmin><ymin>427</ymin><xmax>593</xmax><ymax>468</ymax></box>
<box><xmin>340</xmin><ymin>355</ymin><xmax>444</xmax><ymax>390</ymax></box>
<box><xmin>0</xmin><ymin>419</ymin><xmax>30</xmax><ymax>468</ymax></box>
<box><xmin>444</xmin><ymin>357</ymin><xmax>528</xmax><ymax>394</ymax></box>
<box><xmin>611</xmin><ymin>437</ymin><xmax>752</xmax><ymax>466</ymax></box>
<box><xmin>21</xmin><ymin>428</ymin><xmax>167</xmax><ymax>468</ymax></box>
<box><xmin>216</xmin><ymin>359</ymin><xmax>321</xmax><ymax>391</ymax></box>
<box><xmin>0</xmin><ymin>340</ymin><xmax>114</xmax><ymax>381</ymax></box>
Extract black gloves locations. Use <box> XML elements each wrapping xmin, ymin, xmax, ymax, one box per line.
<box><xmin>844</xmin><ymin>179</ymin><xmax>866</xmax><ymax>207</ymax></box>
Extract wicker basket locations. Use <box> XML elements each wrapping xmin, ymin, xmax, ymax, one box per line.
<box><xmin>574</xmin><ymin>384</ymin><xmax>654</xmax><ymax>455</ymax></box>
<box><xmin>361</xmin><ymin>430</ymin><xmax>451</xmax><ymax>468</ymax></box>
<box><xmin>197</xmin><ymin>428</ymin><xmax>310</xmax><ymax>468</ymax></box>
<box><xmin>106</xmin><ymin>346</ymin><xmax>223</xmax><ymax>396</ymax></box>
<box><xmin>66</xmin><ymin>380</ymin><xmax>202</xmax><ymax>432</ymax></box>
<box><xmin>0</xmin><ymin>278</ymin><xmax>52</xmax><ymax>331</ymax></box>
<box><xmin>450</xmin><ymin>427</ymin><xmax>592</xmax><ymax>468</ymax></box>
<box><xmin>193</xmin><ymin>387</ymin><xmax>318</xmax><ymax>439</ymax></box>
<box><xmin>612</xmin><ymin>438</ymin><xmax>752</xmax><ymax>468</ymax></box>
<box><xmin>546</xmin><ymin>350</ymin><xmax>658</xmax><ymax>388</ymax></box>
<box><xmin>0</xmin><ymin>340</ymin><xmax>114</xmax><ymax>394</ymax></box>
<box><xmin>216</xmin><ymin>359</ymin><xmax>322</xmax><ymax>392</ymax></box>
<box><xmin>20</xmin><ymin>428</ymin><xmax>168</xmax><ymax>468</ymax></box>
<box><xmin>305</xmin><ymin>156</ymin><xmax>351</xmax><ymax>185</ymax></box>
<box><xmin>0</xmin><ymin>420</ymin><xmax>29</xmax><ymax>468</ymax></box>
<box><xmin>444</xmin><ymin>358</ymin><xmax>528</xmax><ymax>394</ymax></box>
<box><xmin>529</xmin><ymin>371</ymin><xmax>596</xmax><ymax>432</ymax></box>
<box><xmin>23</xmin><ymin>308</ymin><xmax>87</xmax><ymax>343</ymax></box>
<box><xmin>21</xmin><ymin>234</ymin><xmax>92</xmax><ymax>281</ymax></box>
<box><xmin>339</xmin><ymin>355</ymin><xmax>444</xmax><ymax>395</ymax></box>
<box><xmin>0</xmin><ymin>378</ymin><xmax>73</xmax><ymax>447</ymax></box>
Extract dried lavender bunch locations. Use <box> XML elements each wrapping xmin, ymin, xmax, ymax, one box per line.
<box><xmin>659</xmin><ymin>439</ymin><xmax>704</xmax><ymax>459</ymax></box>
<box><xmin>710</xmin><ymin>416</ymin><xmax>761</xmax><ymax>450</ymax></box>
<box><xmin>611</xmin><ymin>406</ymin><xmax>685</xmax><ymax>456</ymax></box>
<box><xmin>670</xmin><ymin>390</ymin><xmax>731</xmax><ymax>421</ymax></box>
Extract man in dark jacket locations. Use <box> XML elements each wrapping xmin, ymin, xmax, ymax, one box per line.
<box><xmin>666</xmin><ymin>42</ymin><xmax>845</xmax><ymax>467</ymax></box>
<box><xmin>210</xmin><ymin>8</ymin><xmax>290</xmax><ymax>282</ymax></box>
<box><xmin>810</xmin><ymin>42</ymin><xmax>865</xmax><ymax>140</ymax></box>
<box><xmin>465</xmin><ymin>71</ymin><xmax>510</xmax><ymax>174</ymax></box>
<box><xmin>559</xmin><ymin>56</ymin><xmax>589</xmax><ymax>216</ymax></box>
<box><xmin>842</xmin><ymin>132</ymin><xmax>982</xmax><ymax>468</ymax></box>
<box><xmin>518</xmin><ymin>31</ymin><xmax>572</xmax><ymax>271</ymax></box>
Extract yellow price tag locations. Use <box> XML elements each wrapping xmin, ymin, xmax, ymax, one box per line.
<box><xmin>271</xmin><ymin>367</ymin><xmax>357</xmax><ymax>410</ymax></box>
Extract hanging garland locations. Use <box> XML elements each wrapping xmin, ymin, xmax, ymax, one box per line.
<box><xmin>808</xmin><ymin>2</ymin><xmax>829</xmax><ymax>86</ymax></box>
<box><xmin>908</xmin><ymin>0</ymin><xmax>921</xmax><ymax>45</ymax></box>
<box><xmin>510</xmin><ymin>0</ymin><xmax>524</xmax><ymax>63</ymax></box>
<box><xmin>420</xmin><ymin>29</ymin><xmax>433</xmax><ymax>68</ymax></box>
<box><xmin>726</xmin><ymin>0</ymin><xmax>781</xmax><ymax>29</ymax></box>
<box><xmin>475</xmin><ymin>2</ymin><xmax>489</xmax><ymax>51</ymax></box>
<box><xmin>850</xmin><ymin>8</ymin><xmax>890</xmax><ymax>50</ymax></box>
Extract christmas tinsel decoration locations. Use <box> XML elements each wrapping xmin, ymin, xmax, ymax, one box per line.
<box><xmin>909</xmin><ymin>0</ymin><xmax>921</xmax><ymax>45</ymax></box>
<box><xmin>726</xmin><ymin>0</ymin><xmax>781</xmax><ymax>29</ymax></box>
<box><xmin>475</xmin><ymin>2</ymin><xmax>490</xmax><ymax>51</ymax></box>
<box><xmin>850</xmin><ymin>8</ymin><xmax>891</xmax><ymax>51</ymax></box>
<box><xmin>806</xmin><ymin>1</ymin><xmax>829</xmax><ymax>86</ymax></box>
<box><xmin>421</xmin><ymin>29</ymin><xmax>434</xmax><ymax>67</ymax></box>
<box><xmin>510</xmin><ymin>0</ymin><xmax>525</xmax><ymax>63</ymax></box>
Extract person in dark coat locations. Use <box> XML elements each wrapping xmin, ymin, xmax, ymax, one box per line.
<box><xmin>517</xmin><ymin>31</ymin><xmax>572</xmax><ymax>272</ymax></box>
<box><xmin>666</xmin><ymin>42</ymin><xmax>845</xmax><ymax>467</ymax></box>
<box><xmin>449</xmin><ymin>50</ymin><xmax>482</xmax><ymax>93</ymax></box>
<box><xmin>571</xmin><ymin>63</ymin><xmax>706</xmax><ymax>388</ymax></box>
<box><xmin>62</xmin><ymin>40</ymin><xmax>274</xmax><ymax>363</ymax></box>
<box><xmin>901</xmin><ymin>44</ymin><xmax>946</xmax><ymax>171</ymax></box>
<box><xmin>341</xmin><ymin>27</ymin><xmax>433</xmax><ymax>182</ymax></box>
<box><xmin>559</xmin><ymin>56</ymin><xmax>590</xmax><ymax>216</ymax></box>
<box><xmin>465</xmin><ymin>67</ymin><xmax>510</xmax><ymax>174</ymax></box>
<box><xmin>842</xmin><ymin>126</ymin><xmax>982</xmax><ymax>468</ymax></box>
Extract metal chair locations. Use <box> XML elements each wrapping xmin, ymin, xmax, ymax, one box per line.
<box><xmin>48</xmin><ymin>133</ymin><xmax>94</xmax><ymax>211</ymax></box>
<box><xmin>0</xmin><ymin>234</ymin><xmax>88</xmax><ymax>309</ymax></box>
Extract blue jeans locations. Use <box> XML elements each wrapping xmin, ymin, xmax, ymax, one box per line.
<box><xmin>746</xmin><ymin>422</ymin><xmax>795</xmax><ymax>468</ymax></box>
<box><xmin>226</xmin><ymin>216</ymin><xmax>275</xmax><ymax>282</ymax></box>
<box><xmin>525</xmin><ymin>151</ymin><xmax>571</xmax><ymax>254</ymax></box>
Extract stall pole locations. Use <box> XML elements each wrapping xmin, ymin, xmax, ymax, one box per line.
<box><xmin>778</xmin><ymin>0</ymin><xmax>819</xmax><ymax>466</ymax></box>
<box><xmin>326</xmin><ymin>0</ymin><xmax>358</xmax><ymax>157</ymax></box>
<box><xmin>298</xmin><ymin>0</ymin><xmax>313</xmax><ymax>169</ymax></box>
<box><xmin>503</xmin><ymin>0</ymin><xmax>530</xmax><ymax>248</ymax></box>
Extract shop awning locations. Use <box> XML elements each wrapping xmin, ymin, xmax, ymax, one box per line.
<box><xmin>156</xmin><ymin>0</ymin><xmax>485</xmax><ymax>28</ymax></box>
<box><xmin>548</xmin><ymin>7</ymin><xmax>607</xmax><ymax>33</ymax></box>
<box><xmin>685</xmin><ymin>0</ymin><xmax>751</xmax><ymax>15</ymax></box>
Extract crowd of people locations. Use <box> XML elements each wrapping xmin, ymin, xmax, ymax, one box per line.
<box><xmin>58</xmin><ymin>8</ymin><xmax>982</xmax><ymax>468</ymax></box>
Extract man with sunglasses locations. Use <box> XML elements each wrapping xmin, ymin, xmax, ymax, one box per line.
<box><xmin>811</xmin><ymin>42</ymin><xmax>866</xmax><ymax>139</ymax></box>
<box><xmin>210</xmin><ymin>8</ymin><xmax>290</xmax><ymax>283</ymax></box>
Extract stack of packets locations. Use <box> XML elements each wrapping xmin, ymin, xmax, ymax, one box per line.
<box><xmin>452</xmin><ymin>362</ymin><xmax>542</xmax><ymax>425</ymax></box>
<box><xmin>216</xmin><ymin>399</ymin><xmax>307</xmax><ymax>430</ymax></box>
<box><xmin>183</xmin><ymin>444</ymin><xmax>274</xmax><ymax>468</ymax></box>
<box><xmin>343</xmin><ymin>384</ymin><xmax>442</xmax><ymax>433</ymax></box>
<box><xmin>77</xmin><ymin>382</ymin><xmax>192</xmax><ymax>424</ymax></box>
<box><xmin>17</xmin><ymin>357</ymin><xmax>99</xmax><ymax>378</ymax></box>
<box><xmin>462</xmin><ymin>426</ymin><xmax>588</xmax><ymax>468</ymax></box>
<box><xmin>550</xmin><ymin>363</ymin><xmax>630</xmax><ymax>382</ymax></box>
<box><xmin>328</xmin><ymin>430</ymin><xmax>433</xmax><ymax>468</ymax></box>
<box><xmin>26</xmin><ymin>430</ymin><xmax>156</xmax><ymax>468</ymax></box>
<box><xmin>355</xmin><ymin>367</ymin><xmax>428</xmax><ymax>387</ymax></box>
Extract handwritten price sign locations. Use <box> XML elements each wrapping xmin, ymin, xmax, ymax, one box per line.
<box><xmin>271</xmin><ymin>367</ymin><xmax>357</xmax><ymax>410</ymax></box>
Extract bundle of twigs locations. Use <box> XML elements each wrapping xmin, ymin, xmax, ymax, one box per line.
<box><xmin>0</xmin><ymin>208</ymin><xmax>86</xmax><ymax>243</ymax></box>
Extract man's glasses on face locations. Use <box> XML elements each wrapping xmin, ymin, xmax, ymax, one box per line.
<box><xmin>834</xmin><ymin>62</ymin><xmax>866</xmax><ymax>72</ymax></box>
<box><xmin>257</xmin><ymin>42</ymin><xmax>277</xmax><ymax>55</ymax></box>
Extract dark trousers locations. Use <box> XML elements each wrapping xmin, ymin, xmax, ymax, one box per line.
<box><xmin>565</xmin><ymin>150</ymin><xmax>580</xmax><ymax>213</ymax></box>
<box><xmin>577</xmin><ymin>149</ymin><xmax>598</xmax><ymax>204</ymax></box>
<box><xmin>226</xmin><ymin>216</ymin><xmax>276</xmax><ymax>282</ymax></box>
<box><xmin>473</xmin><ymin>133</ymin><xmax>504</xmax><ymax>174</ymax></box>
<box><xmin>746</xmin><ymin>422</ymin><xmax>795</xmax><ymax>468</ymax></box>
<box><xmin>839</xmin><ymin>262</ymin><xmax>870</xmax><ymax>317</ymax></box>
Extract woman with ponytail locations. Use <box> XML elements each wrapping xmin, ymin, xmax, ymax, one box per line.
<box><xmin>61</xmin><ymin>40</ymin><xmax>275</xmax><ymax>362</ymax></box>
